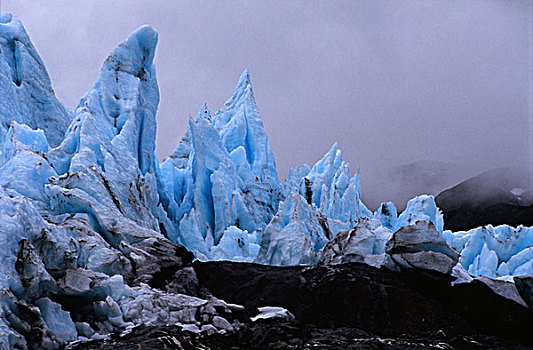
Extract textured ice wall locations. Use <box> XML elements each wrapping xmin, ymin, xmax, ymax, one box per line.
<box><xmin>0</xmin><ymin>19</ymin><xmax>194</xmax><ymax>348</ymax></box>
<box><xmin>444</xmin><ymin>225</ymin><xmax>533</xmax><ymax>278</ymax></box>
<box><xmin>255</xmin><ymin>194</ymin><xmax>328</xmax><ymax>266</ymax></box>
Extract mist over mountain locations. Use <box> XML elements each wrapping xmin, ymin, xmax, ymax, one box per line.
<box><xmin>437</xmin><ymin>167</ymin><xmax>533</xmax><ymax>231</ymax></box>
<box><xmin>362</xmin><ymin>159</ymin><xmax>474</xmax><ymax>210</ymax></box>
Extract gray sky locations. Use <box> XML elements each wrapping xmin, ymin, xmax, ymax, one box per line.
<box><xmin>3</xmin><ymin>1</ymin><xmax>532</xmax><ymax>208</ymax></box>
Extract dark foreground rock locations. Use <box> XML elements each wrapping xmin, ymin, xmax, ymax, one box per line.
<box><xmin>70</xmin><ymin>320</ymin><xmax>529</xmax><ymax>350</ymax></box>
<box><xmin>72</xmin><ymin>261</ymin><xmax>533</xmax><ymax>349</ymax></box>
<box><xmin>194</xmin><ymin>261</ymin><xmax>533</xmax><ymax>345</ymax></box>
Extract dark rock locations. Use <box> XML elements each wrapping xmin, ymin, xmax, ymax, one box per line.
<box><xmin>69</xmin><ymin>321</ymin><xmax>530</xmax><ymax>350</ymax></box>
<box><xmin>164</xmin><ymin>267</ymin><xmax>205</xmax><ymax>296</ymax></box>
<box><xmin>193</xmin><ymin>261</ymin><xmax>533</xmax><ymax>345</ymax></box>
<box><xmin>474</xmin><ymin>276</ymin><xmax>527</xmax><ymax>307</ymax></box>
<box><xmin>513</xmin><ymin>274</ymin><xmax>533</xmax><ymax>308</ymax></box>
<box><xmin>133</xmin><ymin>240</ymin><xmax>194</xmax><ymax>286</ymax></box>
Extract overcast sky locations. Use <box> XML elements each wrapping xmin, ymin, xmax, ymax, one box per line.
<box><xmin>3</xmin><ymin>1</ymin><xmax>532</xmax><ymax>208</ymax></box>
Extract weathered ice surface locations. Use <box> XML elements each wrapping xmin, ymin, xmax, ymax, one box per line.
<box><xmin>320</xmin><ymin>217</ymin><xmax>392</xmax><ymax>267</ymax></box>
<box><xmin>386</xmin><ymin>220</ymin><xmax>459</xmax><ymax>274</ymax></box>
<box><xmin>254</xmin><ymin>194</ymin><xmax>328</xmax><ymax>266</ymax></box>
<box><xmin>387</xmin><ymin>220</ymin><xmax>458</xmax><ymax>258</ymax></box>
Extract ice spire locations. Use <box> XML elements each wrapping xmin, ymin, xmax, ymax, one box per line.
<box><xmin>0</xmin><ymin>12</ymin><xmax>73</xmax><ymax>147</ymax></box>
<box><xmin>46</xmin><ymin>25</ymin><xmax>167</xmax><ymax>238</ymax></box>
<box><xmin>160</xmin><ymin>71</ymin><xmax>284</xmax><ymax>258</ymax></box>
<box><xmin>163</xmin><ymin>99</ymin><xmax>283</xmax><ymax>252</ymax></box>
<box><xmin>283</xmin><ymin>143</ymin><xmax>371</xmax><ymax>236</ymax></box>
<box><xmin>213</xmin><ymin>69</ymin><xmax>280</xmax><ymax>187</ymax></box>
<box><xmin>167</xmin><ymin>103</ymin><xmax>211</xmax><ymax>170</ymax></box>
<box><xmin>72</xmin><ymin>24</ymin><xmax>160</xmax><ymax>175</ymax></box>
<box><xmin>302</xmin><ymin>143</ymin><xmax>343</xmax><ymax>207</ymax></box>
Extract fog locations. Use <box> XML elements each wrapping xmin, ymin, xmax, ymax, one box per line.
<box><xmin>3</xmin><ymin>1</ymin><xmax>531</xmax><ymax>209</ymax></box>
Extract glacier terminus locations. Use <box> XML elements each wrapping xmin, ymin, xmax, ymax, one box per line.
<box><xmin>0</xmin><ymin>12</ymin><xmax>532</xmax><ymax>348</ymax></box>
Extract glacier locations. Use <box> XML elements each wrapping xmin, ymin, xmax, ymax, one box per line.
<box><xmin>0</xmin><ymin>15</ymin><xmax>247</xmax><ymax>348</ymax></box>
<box><xmin>0</xmin><ymin>11</ymin><xmax>532</xmax><ymax>348</ymax></box>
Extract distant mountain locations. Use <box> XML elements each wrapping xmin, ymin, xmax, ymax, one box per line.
<box><xmin>436</xmin><ymin>167</ymin><xmax>533</xmax><ymax>232</ymax></box>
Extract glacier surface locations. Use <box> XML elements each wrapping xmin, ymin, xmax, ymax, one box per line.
<box><xmin>443</xmin><ymin>225</ymin><xmax>533</xmax><ymax>279</ymax></box>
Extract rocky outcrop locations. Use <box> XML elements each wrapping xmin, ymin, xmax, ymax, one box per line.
<box><xmin>386</xmin><ymin>220</ymin><xmax>459</xmax><ymax>274</ymax></box>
